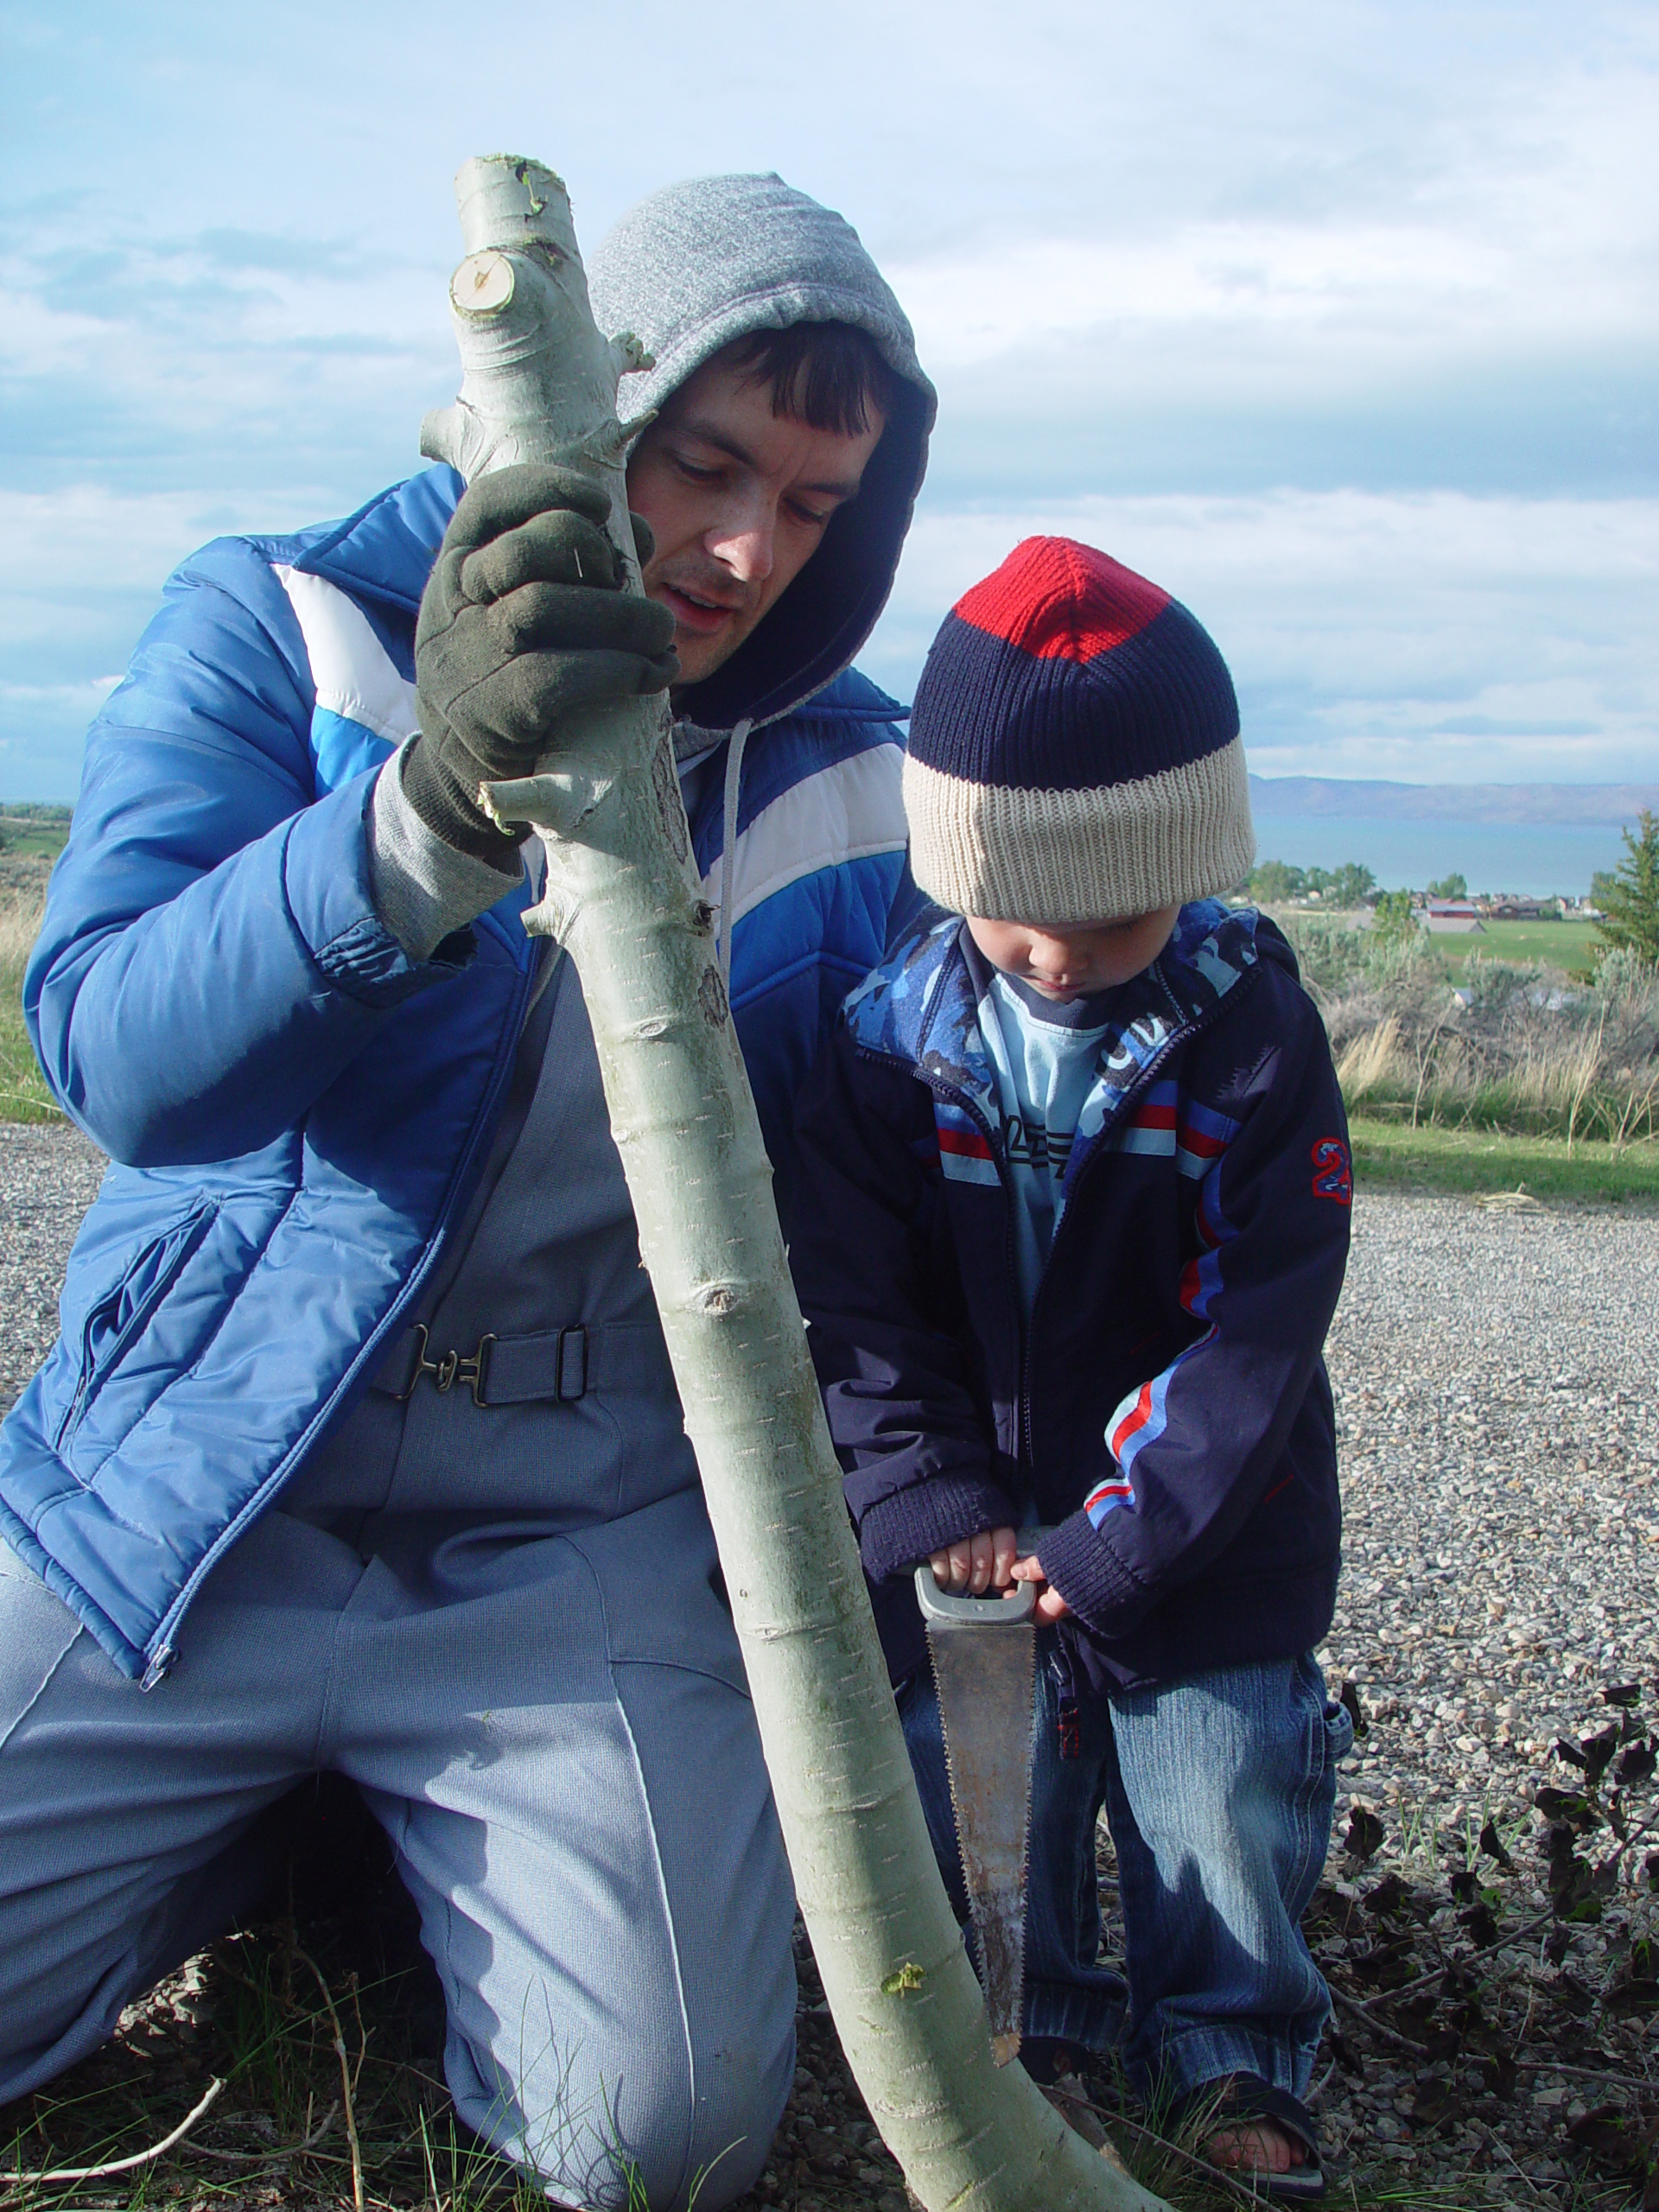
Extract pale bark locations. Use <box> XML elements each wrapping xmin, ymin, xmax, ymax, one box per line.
<box><xmin>421</xmin><ymin>154</ymin><xmax>1174</xmax><ymax>2212</ymax></box>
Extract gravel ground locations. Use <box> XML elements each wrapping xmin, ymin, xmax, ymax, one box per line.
<box><xmin>3</xmin><ymin>1123</ymin><xmax>1657</xmax><ymax>2206</ymax></box>
<box><xmin>0</xmin><ymin>1120</ymin><xmax>105</xmax><ymax>1416</ymax></box>
<box><xmin>1303</xmin><ymin>1183</ymin><xmax>1659</xmax><ymax>2206</ymax></box>
<box><xmin>1324</xmin><ymin>1182</ymin><xmax>1659</xmax><ymax>1831</ymax></box>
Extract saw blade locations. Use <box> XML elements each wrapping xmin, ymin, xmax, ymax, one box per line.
<box><xmin>927</xmin><ymin>1610</ymin><xmax>1037</xmax><ymax>2064</ymax></box>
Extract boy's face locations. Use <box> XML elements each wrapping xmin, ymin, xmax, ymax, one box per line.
<box><xmin>965</xmin><ymin>908</ymin><xmax>1180</xmax><ymax>1001</ymax></box>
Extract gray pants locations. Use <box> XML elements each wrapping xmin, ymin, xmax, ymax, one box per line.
<box><xmin>0</xmin><ymin>1490</ymin><xmax>796</xmax><ymax>2210</ymax></box>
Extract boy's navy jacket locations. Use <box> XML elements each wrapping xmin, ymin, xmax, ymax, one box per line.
<box><xmin>789</xmin><ymin>902</ymin><xmax>1352</xmax><ymax>1696</ymax></box>
<box><xmin>0</xmin><ymin>468</ymin><xmax>912</xmax><ymax>1681</ymax></box>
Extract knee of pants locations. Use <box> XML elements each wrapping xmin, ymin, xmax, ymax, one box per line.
<box><xmin>450</xmin><ymin>2004</ymin><xmax>793</xmax><ymax>2212</ymax></box>
<box><xmin>1106</xmin><ymin>1656</ymin><xmax>1350</xmax><ymax>1948</ymax></box>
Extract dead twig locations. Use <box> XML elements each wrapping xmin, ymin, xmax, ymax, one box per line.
<box><xmin>4</xmin><ymin>2075</ymin><xmax>226</xmax><ymax>2183</ymax></box>
<box><xmin>1334</xmin><ymin>1904</ymin><xmax>1554</xmax><ymax>2014</ymax></box>
<box><xmin>1332</xmin><ymin>1985</ymin><xmax>1430</xmax><ymax>2054</ymax></box>
<box><xmin>296</xmin><ymin>1947</ymin><xmax>365</xmax><ymax>2212</ymax></box>
<box><xmin>1511</xmin><ymin>2056</ymin><xmax>1659</xmax><ymax>2092</ymax></box>
<box><xmin>181</xmin><ymin>2100</ymin><xmax>339</xmax><ymax>2164</ymax></box>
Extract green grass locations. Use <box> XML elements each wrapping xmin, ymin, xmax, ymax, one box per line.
<box><xmin>0</xmin><ymin>994</ymin><xmax>54</xmax><ymax>1124</ymax></box>
<box><xmin>1433</xmin><ymin>917</ymin><xmax>1604</xmax><ymax>976</ymax></box>
<box><xmin>0</xmin><ymin>863</ymin><xmax>57</xmax><ymax>1124</ymax></box>
<box><xmin>0</xmin><ymin>810</ymin><xmax>71</xmax><ymax>863</ymax></box>
<box><xmin>1351</xmin><ymin>1114</ymin><xmax>1659</xmax><ymax>1202</ymax></box>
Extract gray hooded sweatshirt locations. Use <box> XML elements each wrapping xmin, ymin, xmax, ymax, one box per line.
<box><xmin>589</xmin><ymin>170</ymin><xmax>936</xmax><ymax>734</ymax></box>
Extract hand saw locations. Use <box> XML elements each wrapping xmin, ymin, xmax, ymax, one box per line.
<box><xmin>913</xmin><ymin>1529</ymin><xmax>1048</xmax><ymax>2064</ymax></box>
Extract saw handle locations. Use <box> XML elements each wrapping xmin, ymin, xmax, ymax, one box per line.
<box><xmin>914</xmin><ymin>1573</ymin><xmax>1036</xmax><ymax>1625</ymax></box>
<box><xmin>913</xmin><ymin>1525</ymin><xmax>1052</xmax><ymax>1626</ymax></box>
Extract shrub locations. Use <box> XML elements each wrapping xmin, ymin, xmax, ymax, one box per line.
<box><xmin>1371</xmin><ymin>887</ymin><xmax>1416</xmax><ymax>943</ymax></box>
<box><xmin>1303</xmin><ymin>922</ymin><xmax>1659</xmax><ymax>1147</ymax></box>
<box><xmin>1592</xmin><ymin>810</ymin><xmax>1659</xmax><ymax>965</ymax></box>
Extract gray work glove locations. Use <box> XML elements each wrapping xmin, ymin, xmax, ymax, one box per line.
<box><xmin>406</xmin><ymin>463</ymin><xmax>677</xmax><ymax>866</ymax></box>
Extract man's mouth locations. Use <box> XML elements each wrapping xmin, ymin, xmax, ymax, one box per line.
<box><xmin>658</xmin><ymin>580</ymin><xmax>743</xmax><ymax>636</ymax></box>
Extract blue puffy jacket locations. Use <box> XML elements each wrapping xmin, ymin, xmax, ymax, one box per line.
<box><xmin>1</xmin><ymin>467</ymin><xmax>912</xmax><ymax>1681</ymax></box>
<box><xmin>790</xmin><ymin>903</ymin><xmax>1352</xmax><ymax>1696</ymax></box>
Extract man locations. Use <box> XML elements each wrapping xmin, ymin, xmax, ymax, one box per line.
<box><xmin>0</xmin><ymin>174</ymin><xmax>934</xmax><ymax>2212</ymax></box>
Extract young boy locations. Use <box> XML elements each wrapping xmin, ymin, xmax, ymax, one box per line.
<box><xmin>790</xmin><ymin>537</ymin><xmax>1354</xmax><ymax>2200</ymax></box>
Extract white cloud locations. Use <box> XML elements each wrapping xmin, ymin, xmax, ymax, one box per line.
<box><xmin>0</xmin><ymin>486</ymin><xmax>269</xmax><ymax>596</ymax></box>
<box><xmin>887</xmin><ymin>54</ymin><xmax>1659</xmax><ymax>397</ymax></box>
<box><xmin>865</xmin><ymin>491</ymin><xmax>1659</xmax><ymax>781</ymax></box>
<box><xmin>2</xmin><ymin>1</ymin><xmax>1655</xmax><ymax>803</ymax></box>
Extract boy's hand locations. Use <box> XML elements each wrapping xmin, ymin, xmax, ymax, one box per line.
<box><xmin>1010</xmin><ymin>1551</ymin><xmax>1072</xmax><ymax>1624</ymax></box>
<box><xmin>929</xmin><ymin>1526</ymin><xmax>1019</xmax><ymax>1596</ymax></box>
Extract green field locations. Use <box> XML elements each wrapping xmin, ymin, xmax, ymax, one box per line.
<box><xmin>1429</xmin><ymin>915</ymin><xmax>1603</xmax><ymax>975</ymax></box>
<box><xmin>0</xmin><ymin>861</ymin><xmax>55</xmax><ymax>1122</ymax></box>
<box><xmin>1350</xmin><ymin>1115</ymin><xmax>1659</xmax><ymax>1202</ymax></box>
<box><xmin>0</xmin><ymin>807</ymin><xmax>71</xmax><ymax>861</ymax></box>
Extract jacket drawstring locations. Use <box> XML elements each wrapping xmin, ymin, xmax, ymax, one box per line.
<box><xmin>717</xmin><ymin>717</ymin><xmax>753</xmax><ymax>994</ymax></box>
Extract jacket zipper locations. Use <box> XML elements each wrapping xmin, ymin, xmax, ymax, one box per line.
<box><xmin>851</xmin><ymin>950</ymin><xmax>1260</xmax><ymax>1493</ymax></box>
<box><xmin>1014</xmin><ymin>953</ymin><xmax>1262</xmax><ymax>1476</ymax></box>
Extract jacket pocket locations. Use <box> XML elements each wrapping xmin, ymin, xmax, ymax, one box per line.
<box><xmin>54</xmin><ymin>1198</ymin><xmax>219</xmax><ymax>1456</ymax></box>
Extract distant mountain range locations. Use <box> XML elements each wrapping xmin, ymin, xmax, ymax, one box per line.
<box><xmin>1249</xmin><ymin>777</ymin><xmax>1658</xmax><ymax>828</ymax></box>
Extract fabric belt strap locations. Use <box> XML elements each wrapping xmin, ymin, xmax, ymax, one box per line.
<box><xmin>371</xmin><ymin>1320</ymin><xmax>675</xmax><ymax>1409</ymax></box>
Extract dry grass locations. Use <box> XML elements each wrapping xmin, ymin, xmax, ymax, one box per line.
<box><xmin>0</xmin><ymin>882</ymin><xmax>43</xmax><ymax>974</ymax></box>
<box><xmin>1287</xmin><ymin>918</ymin><xmax>1659</xmax><ymax>1153</ymax></box>
<box><xmin>0</xmin><ymin>867</ymin><xmax>54</xmax><ymax>1125</ymax></box>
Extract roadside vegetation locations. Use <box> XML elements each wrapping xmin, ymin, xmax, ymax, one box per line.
<box><xmin>1246</xmin><ymin>827</ymin><xmax>1659</xmax><ymax>1201</ymax></box>
<box><xmin>1278</xmin><ymin>918</ymin><xmax>1659</xmax><ymax>1185</ymax></box>
<box><xmin>0</xmin><ymin>839</ymin><xmax>58</xmax><ymax>1126</ymax></box>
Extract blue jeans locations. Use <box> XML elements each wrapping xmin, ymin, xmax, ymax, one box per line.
<box><xmin>899</xmin><ymin>1638</ymin><xmax>1352</xmax><ymax>2101</ymax></box>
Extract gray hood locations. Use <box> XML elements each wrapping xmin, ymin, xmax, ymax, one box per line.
<box><xmin>588</xmin><ymin>173</ymin><xmax>937</xmax><ymax>731</ymax></box>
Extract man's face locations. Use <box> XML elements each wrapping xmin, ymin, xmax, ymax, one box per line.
<box><xmin>626</xmin><ymin>349</ymin><xmax>887</xmax><ymax>689</ymax></box>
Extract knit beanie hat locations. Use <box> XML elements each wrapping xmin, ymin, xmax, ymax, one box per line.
<box><xmin>902</xmin><ymin>537</ymin><xmax>1254</xmax><ymax>923</ymax></box>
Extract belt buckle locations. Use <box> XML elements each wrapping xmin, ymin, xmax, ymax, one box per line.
<box><xmin>389</xmin><ymin>1323</ymin><xmax>440</xmax><ymax>1402</ymax></box>
<box><xmin>443</xmin><ymin>1333</ymin><xmax>497</xmax><ymax>1408</ymax></box>
<box><xmin>392</xmin><ymin>1326</ymin><xmax>498</xmax><ymax>1407</ymax></box>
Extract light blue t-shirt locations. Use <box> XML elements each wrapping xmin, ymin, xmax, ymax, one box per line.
<box><xmin>978</xmin><ymin>965</ymin><xmax>1122</xmax><ymax>1316</ymax></box>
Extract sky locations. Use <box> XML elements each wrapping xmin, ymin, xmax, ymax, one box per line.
<box><xmin>2</xmin><ymin>0</ymin><xmax>1656</xmax><ymax>803</ymax></box>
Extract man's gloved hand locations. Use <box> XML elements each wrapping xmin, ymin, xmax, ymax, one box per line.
<box><xmin>406</xmin><ymin>463</ymin><xmax>678</xmax><ymax>865</ymax></box>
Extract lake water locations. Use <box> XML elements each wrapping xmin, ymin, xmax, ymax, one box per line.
<box><xmin>1249</xmin><ymin>814</ymin><xmax>1629</xmax><ymax>899</ymax></box>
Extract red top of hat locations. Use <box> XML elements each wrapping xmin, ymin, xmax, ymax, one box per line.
<box><xmin>951</xmin><ymin>537</ymin><xmax>1170</xmax><ymax>665</ymax></box>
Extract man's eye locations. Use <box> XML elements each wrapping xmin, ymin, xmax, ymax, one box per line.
<box><xmin>672</xmin><ymin>455</ymin><xmax>722</xmax><ymax>484</ymax></box>
<box><xmin>788</xmin><ymin>503</ymin><xmax>832</xmax><ymax>529</ymax></box>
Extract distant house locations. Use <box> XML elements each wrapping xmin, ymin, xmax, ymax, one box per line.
<box><xmin>1424</xmin><ymin>899</ymin><xmax>1484</xmax><ymax>935</ymax></box>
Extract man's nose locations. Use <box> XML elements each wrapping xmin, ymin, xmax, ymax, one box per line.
<box><xmin>709</xmin><ymin>493</ymin><xmax>776</xmax><ymax>584</ymax></box>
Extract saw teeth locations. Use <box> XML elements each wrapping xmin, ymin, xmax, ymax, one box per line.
<box><xmin>929</xmin><ymin>1618</ymin><xmax>1038</xmax><ymax>2061</ymax></box>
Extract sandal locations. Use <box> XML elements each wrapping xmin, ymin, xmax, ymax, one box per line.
<box><xmin>1166</xmin><ymin>2072</ymin><xmax>1326</xmax><ymax>2202</ymax></box>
